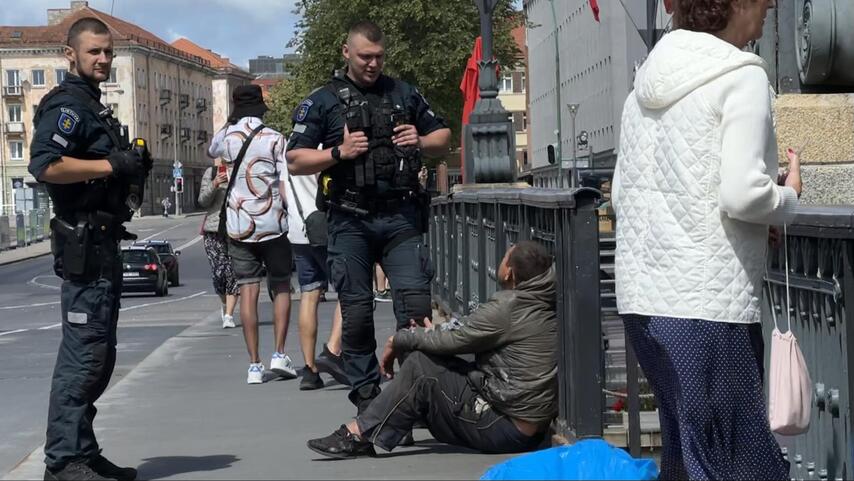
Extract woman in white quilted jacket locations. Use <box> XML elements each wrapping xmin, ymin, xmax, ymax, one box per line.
<box><xmin>612</xmin><ymin>0</ymin><xmax>801</xmax><ymax>479</ymax></box>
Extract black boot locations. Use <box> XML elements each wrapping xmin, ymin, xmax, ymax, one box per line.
<box><xmin>307</xmin><ymin>425</ymin><xmax>376</xmax><ymax>460</ymax></box>
<box><xmin>44</xmin><ymin>462</ymin><xmax>116</xmax><ymax>481</ymax></box>
<box><xmin>88</xmin><ymin>454</ymin><xmax>137</xmax><ymax>481</ymax></box>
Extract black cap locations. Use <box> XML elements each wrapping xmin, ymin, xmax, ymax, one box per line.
<box><xmin>229</xmin><ymin>84</ymin><xmax>268</xmax><ymax>122</ymax></box>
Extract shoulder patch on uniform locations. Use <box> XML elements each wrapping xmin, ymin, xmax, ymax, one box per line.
<box><xmin>292</xmin><ymin>123</ymin><xmax>307</xmax><ymax>134</ymax></box>
<box><xmin>51</xmin><ymin>133</ymin><xmax>69</xmax><ymax>148</ymax></box>
<box><xmin>57</xmin><ymin>107</ymin><xmax>79</xmax><ymax>134</ymax></box>
<box><xmin>295</xmin><ymin>99</ymin><xmax>314</xmax><ymax>122</ymax></box>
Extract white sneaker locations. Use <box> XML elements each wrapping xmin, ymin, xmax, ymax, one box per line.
<box><xmin>222</xmin><ymin>314</ymin><xmax>236</xmax><ymax>329</ymax></box>
<box><xmin>247</xmin><ymin>363</ymin><xmax>264</xmax><ymax>384</ymax></box>
<box><xmin>270</xmin><ymin>352</ymin><xmax>298</xmax><ymax>379</ymax></box>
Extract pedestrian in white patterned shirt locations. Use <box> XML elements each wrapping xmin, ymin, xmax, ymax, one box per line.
<box><xmin>209</xmin><ymin>84</ymin><xmax>297</xmax><ymax>384</ymax></box>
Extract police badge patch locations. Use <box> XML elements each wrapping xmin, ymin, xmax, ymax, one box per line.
<box><xmin>295</xmin><ymin>99</ymin><xmax>313</xmax><ymax>122</ymax></box>
<box><xmin>57</xmin><ymin>107</ymin><xmax>80</xmax><ymax>134</ymax></box>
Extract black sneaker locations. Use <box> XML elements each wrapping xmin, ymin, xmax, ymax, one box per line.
<box><xmin>44</xmin><ymin>462</ymin><xmax>116</xmax><ymax>481</ymax></box>
<box><xmin>300</xmin><ymin>367</ymin><xmax>325</xmax><ymax>391</ymax></box>
<box><xmin>315</xmin><ymin>344</ymin><xmax>350</xmax><ymax>386</ymax></box>
<box><xmin>307</xmin><ymin>425</ymin><xmax>376</xmax><ymax>460</ymax></box>
<box><xmin>89</xmin><ymin>455</ymin><xmax>137</xmax><ymax>481</ymax></box>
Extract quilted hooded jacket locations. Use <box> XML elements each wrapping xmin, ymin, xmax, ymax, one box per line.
<box><xmin>394</xmin><ymin>266</ymin><xmax>558</xmax><ymax>425</ymax></box>
<box><xmin>612</xmin><ymin>29</ymin><xmax>799</xmax><ymax>324</ymax></box>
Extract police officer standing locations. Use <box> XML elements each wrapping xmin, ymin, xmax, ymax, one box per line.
<box><xmin>29</xmin><ymin>18</ymin><xmax>151</xmax><ymax>481</ymax></box>
<box><xmin>287</xmin><ymin>21</ymin><xmax>451</xmax><ymax>414</ymax></box>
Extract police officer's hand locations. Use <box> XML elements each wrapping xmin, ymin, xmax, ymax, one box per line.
<box><xmin>393</xmin><ymin>124</ymin><xmax>421</xmax><ymax>148</ymax></box>
<box><xmin>339</xmin><ymin>124</ymin><xmax>369</xmax><ymax>160</ymax></box>
<box><xmin>107</xmin><ymin>150</ymin><xmax>145</xmax><ymax>179</ymax></box>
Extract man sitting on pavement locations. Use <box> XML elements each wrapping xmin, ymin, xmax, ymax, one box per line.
<box><xmin>307</xmin><ymin>241</ymin><xmax>557</xmax><ymax>458</ymax></box>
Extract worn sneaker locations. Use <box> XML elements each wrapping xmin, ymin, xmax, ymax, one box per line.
<box><xmin>315</xmin><ymin>344</ymin><xmax>350</xmax><ymax>386</ymax></box>
<box><xmin>307</xmin><ymin>425</ymin><xmax>376</xmax><ymax>460</ymax></box>
<box><xmin>247</xmin><ymin>362</ymin><xmax>265</xmax><ymax>384</ymax></box>
<box><xmin>300</xmin><ymin>367</ymin><xmax>325</xmax><ymax>391</ymax></box>
<box><xmin>374</xmin><ymin>289</ymin><xmax>392</xmax><ymax>303</ymax></box>
<box><xmin>88</xmin><ymin>455</ymin><xmax>137</xmax><ymax>481</ymax></box>
<box><xmin>44</xmin><ymin>462</ymin><xmax>116</xmax><ymax>480</ymax></box>
<box><xmin>270</xmin><ymin>352</ymin><xmax>298</xmax><ymax>379</ymax></box>
<box><xmin>222</xmin><ymin>314</ymin><xmax>236</xmax><ymax>329</ymax></box>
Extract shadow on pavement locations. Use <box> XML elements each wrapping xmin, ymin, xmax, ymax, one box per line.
<box><xmin>136</xmin><ymin>454</ymin><xmax>239</xmax><ymax>479</ymax></box>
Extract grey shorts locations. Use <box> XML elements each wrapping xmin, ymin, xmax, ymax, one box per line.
<box><xmin>228</xmin><ymin>234</ymin><xmax>292</xmax><ymax>287</ymax></box>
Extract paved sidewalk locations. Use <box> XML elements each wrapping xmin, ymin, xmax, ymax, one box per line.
<box><xmin>5</xmin><ymin>302</ymin><xmax>513</xmax><ymax>480</ymax></box>
<box><xmin>0</xmin><ymin>241</ymin><xmax>51</xmax><ymax>266</ymax></box>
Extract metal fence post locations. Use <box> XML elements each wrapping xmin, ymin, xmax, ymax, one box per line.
<box><xmin>566</xmin><ymin>189</ymin><xmax>603</xmax><ymax>439</ymax></box>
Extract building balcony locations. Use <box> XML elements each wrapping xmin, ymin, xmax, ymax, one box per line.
<box><xmin>5</xmin><ymin>122</ymin><xmax>25</xmax><ymax>135</ymax></box>
<box><xmin>195</xmin><ymin>98</ymin><xmax>207</xmax><ymax>113</ymax></box>
<box><xmin>2</xmin><ymin>86</ymin><xmax>22</xmax><ymax>97</ymax></box>
<box><xmin>159</xmin><ymin>88</ymin><xmax>172</xmax><ymax>105</ymax></box>
<box><xmin>180</xmin><ymin>127</ymin><xmax>191</xmax><ymax>142</ymax></box>
<box><xmin>179</xmin><ymin>94</ymin><xmax>189</xmax><ymax>110</ymax></box>
<box><xmin>160</xmin><ymin>124</ymin><xmax>173</xmax><ymax>139</ymax></box>
<box><xmin>196</xmin><ymin>130</ymin><xmax>208</xmax><ymax>144</ymax></box>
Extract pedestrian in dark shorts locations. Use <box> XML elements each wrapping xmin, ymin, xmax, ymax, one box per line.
<box><xmin>209</xmin><ymin>85</ymin><xmax>298</xmax><ymax>384</ymax></box>
<box><xmin>286</xmin><ymin>171</ymin><xmax>348</xmax><ymax>391</ymax></box>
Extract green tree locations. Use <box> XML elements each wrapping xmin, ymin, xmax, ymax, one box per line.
<box><xmin>266</xmin><ymin>0</ymin><xmax>522</xmax><ymax>150</ymax></box>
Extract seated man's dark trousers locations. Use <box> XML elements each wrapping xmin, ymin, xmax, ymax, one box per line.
<box><xmin>44</xmin><ymin>238</ymin><xmax>122</xmax><ymax>472</ymax></box>
<box><xmin>356</xmin><ymin>351</ymin><xmax>543</xmax><ymax>454</ymax></box>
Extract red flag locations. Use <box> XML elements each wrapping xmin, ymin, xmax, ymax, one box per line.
<box><xmin>589</xmin><ymin>0</ymin><xmax>600</xmax><ymax>22</ymax></box>
<box><xmin>460</xmin><ymin>36</ymin><xmax>483</xmax><ymax>127</ymax></box>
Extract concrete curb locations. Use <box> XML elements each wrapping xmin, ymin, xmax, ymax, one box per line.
<box><xmin>0</xmin><ymin>243</ymin><xmax>52</xmax><ymax>267</ymax></box>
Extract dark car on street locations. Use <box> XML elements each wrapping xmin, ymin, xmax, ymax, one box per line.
<box><xmin>121</xmin><ymin>246</ymin><xmax>168</xmax><ymax>297</ymax></box>
<box><xmin>134</xmin><ymin>240</ymin><xmax>181</xmax><ymax>286</ymax></box>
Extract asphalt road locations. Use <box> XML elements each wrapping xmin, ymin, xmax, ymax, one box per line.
<box><xmin>0</xmin><ymin>215</ymin><xmax>215</xmax><ymax>477</ymax></box>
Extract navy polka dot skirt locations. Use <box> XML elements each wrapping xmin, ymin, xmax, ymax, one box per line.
<box><xmin>622</xmin><ymin>315</ymin><xmax>790</xmax><ymax>480</ymax></box>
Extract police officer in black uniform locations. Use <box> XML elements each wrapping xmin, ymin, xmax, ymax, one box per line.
<box><xmin>29</xmin><ymin>18</ymin><xmax>151</xmax><ymax>481</ymax></box>
<box><xmin>287</xmin><ymin>21</ymin><xmax>451</xmax><ymax>414</ymax></box>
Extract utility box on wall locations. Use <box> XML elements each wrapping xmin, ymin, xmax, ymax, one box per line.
<box><xmin>757</xmin><ymin>0</ymin><xmax>854</xmax><ymax>93</ymax></box>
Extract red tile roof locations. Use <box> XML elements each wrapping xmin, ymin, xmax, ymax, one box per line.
<box><xmin>0</xmin><ymin>6</ymin><xmax>211</xmax><ymax>68</ymax></box>
<box><xmin>171</xmin><ymin>38</ymin><xmax>251</xmax><ymax>77</ymax></box>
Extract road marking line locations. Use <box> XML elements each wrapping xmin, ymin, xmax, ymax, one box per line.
<box><xmin>140</xmin><ymin>222</ymin><xmax>186</xmax><ymax>242</ymax></box>
<box><xmin>38</xmin><ymin>323</ymin><xmax>62</xmax><ymax>330</ymax></box>
<box><xmin>176</xmin><ymin>235</ymin><xmax>203</xmax><ymax>252</ymax></box>
<box><xmin>120</xmin><ymin>290</ymin><xmax>206</xmax><ymax>312</ymax></box>
<box><xmin>0</xmin><ymin>300</ymin><xmax>61</xmax><ymax>310</ymax></box>
<box><xmin>0</xmin><ymin>329</ymin><xmax>29</xmax><ymax>337</ymax></box>
<box><xmin>29</xmin><ymin>275</ymin><xmax>61</xmax><ymax>291</ymax></box>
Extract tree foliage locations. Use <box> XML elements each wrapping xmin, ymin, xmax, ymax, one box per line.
<box><xmin>265</xmin><ymin>0</ymin><xmax>522</xmax><ymax>146</ymax></box>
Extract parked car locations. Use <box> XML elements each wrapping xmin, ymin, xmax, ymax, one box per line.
<box><xmin>134</xmin><ymin>239</ymin><xmax>181</xmax><ymax>286</ymax></box>
<box><xmin>121</xmin><ymin>246</ymin><xmax>168</xmax><ymax>297</ymax></box>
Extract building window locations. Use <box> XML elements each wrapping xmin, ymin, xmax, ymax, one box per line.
<box><xmin>9</xmin><ymin>141</ymin><xmax>23</xmax><ymax>160</ymax></box>
<box><xmin>56</xmin><ymin>68</ymin><xmax>67</xmax><ymax>84</ymax></box>
<box><xmin>108</xmin><ymin>103</ymin><xmax>119</xmax><ymax>119</ymax></box>
<box><xmin>31</xmin><ymin>69</ymin><xmax>45</xmax><ymax>86</ymax></box>
<box><xmin>520</xmin><ymin>72</ymin><xmax>526</xmax><ymax>92</ymax></box>
<box><xmin>5</xmin><ymin>69</ymin><xmax>20</xmax><ymax>87</ymax></box>
<box><xmin>108</xmin><ymin>68</ymin><xmax>118</xmax><ymax>83</ymax></box>
<box><xmin>499</xmin><ymin>74</ymin><xmax>513</xmax><ymax>93</ymax></box>
<box><xmin>7</xmin><ymin>104</ymin><xmax>22</xmax><ymax>122</ymax></box>
<box><xmin>137</xmin><ymin>68</ymin><xmax>146</xmax><ymax>88</ymax></box>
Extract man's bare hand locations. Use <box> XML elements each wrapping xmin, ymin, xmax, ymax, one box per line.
<box><xmin>379</xmin><ymin>335</ymin><xmax>396</xmax><ymax>380</ymax></box>
<box><xmin>392</xmin><ymin>124</ymin><xmax>420</xmax><ymax>148</ymax></box>
<box><xmin>340</xmin><ymin>124</ymin><xmax>369</xmax><ymax>160</ymax></box>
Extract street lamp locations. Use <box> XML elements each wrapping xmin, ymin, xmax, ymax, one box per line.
<box><xmin>567</xmin><ymin>103</ymin><xmax>580</xmax><ymax>188</ymax></box>
<box><xmin>465</xmin><ymin>0</ymin><xmax>515</xmax><ymax>183</ymax></box>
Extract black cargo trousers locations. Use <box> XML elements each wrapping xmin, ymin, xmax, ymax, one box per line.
<box><xmin>44</xmin><ymin>234</ymin><xmax>122</xmax><ymax>472</ymax></box>
<box><xmin>327</xmin><ymin>201</ymin><xmax>434</xmax><ymax>409</ymax></box>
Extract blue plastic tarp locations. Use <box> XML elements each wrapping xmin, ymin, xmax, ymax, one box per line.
<box><xmin>481</xmin><ymin>439</ymin><xmax>659</xmax><ymax>481</ymax></box>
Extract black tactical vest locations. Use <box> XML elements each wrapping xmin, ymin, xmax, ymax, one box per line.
<box><xmin>326</xmin><ymin>76</ymin><xmax>422</xmax><ymax>194</ymax></box>
<box><xmin>35</xmin><ymin>83</ymin><xmax>133</xmax><ymax>221</ymax></box>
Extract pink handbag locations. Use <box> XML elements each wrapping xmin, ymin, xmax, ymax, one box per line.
<box><xmin>767</xmin><ymin>225</ymin><xmax>812</xmax><ymax>435</ymax></box>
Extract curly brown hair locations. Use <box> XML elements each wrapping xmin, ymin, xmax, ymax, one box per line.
<box><xmin>673</xmin><ymin>0</ymin><xmax>736</xmax><ymax>33</ymax></box>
